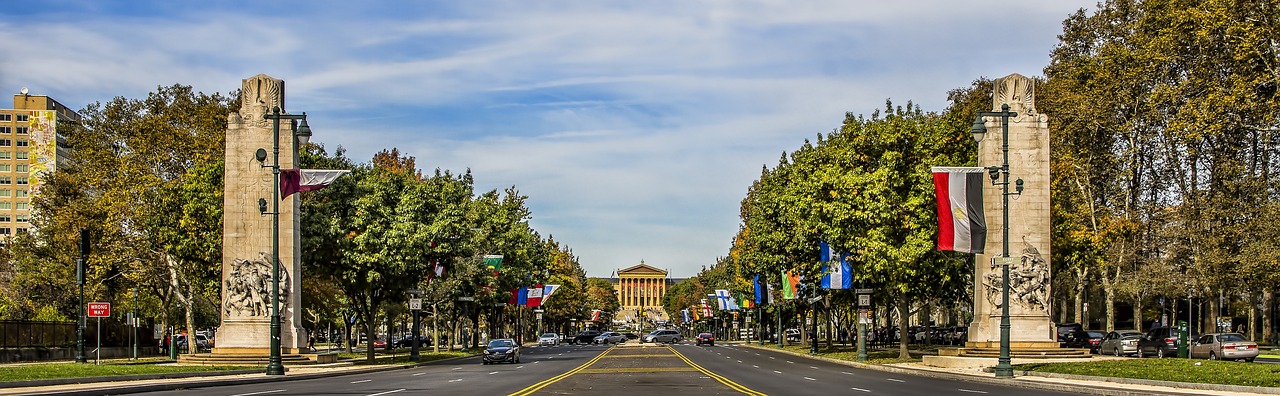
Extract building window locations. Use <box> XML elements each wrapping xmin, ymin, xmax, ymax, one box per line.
<box><xmin>0</xmin><ymin>214</ymin><xmax>11</xmax><ymax>222</ymax></box>
<box><xmin>14</xmin><ymin>152</ymin><xmax>26</xmax><ymax>160</ymax></box>
<box><xmin>16</xmin><ymin>178</ymin><xmax>26</xmax><ymax>185</ymax></box>
<box><xmin>0</xmin><ymin>152</ymin><xmax>9</xmax><ymax>160</ymax></box>
<box><xmin>0</xmin><ymin>127</ymin><xmax>8</xmax><ymax>134</ymax></box>
<box><xmin>14</xmin><ymin>165</ymin><xmax>26</xmax><ymax>173</ymax></box>
<box><xmin>0</xmin><ymin>177</ymin><xmax>10</xmax><ymax>185</ymax></box>
<box><xmin>15</xmin><ymin>127</ymin><xmax>26</xmax><ymax>135</ymax></box>
<box><xmin>15</xmin><ymin>114</ymin><xmax>26</xmax><ymax>122</ymax></box>
<box><xmin>0</xmin><ymin>140</ymin><xmax>10</xmax><ymax>147</ymax></box>
<box><xmin>0</xmin><ymin>228</ymin><xmax>10</xmax><ymax>235</ymax></box>
<box><xmin>15</xmin><ymin>189</ymin><xmax>26</xmax><ymax>197</ymax></box>
<box><xmin>15</xmin><ymin>203</ymin><xmax>27</xmax><ymax>210</ymax></box>
<box><xmin>0</xmin><ymin>190</ymin><xmax>9</xmax><ymax>198</ymax></box>
<box><xmin>15</xmin><ymin>139</ymin><xmax>27</xmax><ymax>147</ymax></box>
<box><xmin>14</xmin><ymin>214</ymin><xmax>26</xmax><ymax>223</ymax></box>
<box><xmin>0</xmin><ymin>114</ymin><xmax>9</xmax><ymax>121</ymax></box>
<box><xmin>0</xmin><ymin>202</ymin><xmax>10</xmax><ymax>210</ymax></box>
<box><xmin>0</xmin><ymin>165</ymin><xmax>9</xmax><ymax>172</ymax></box>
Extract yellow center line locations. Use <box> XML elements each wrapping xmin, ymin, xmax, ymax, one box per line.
<box><xmin>599</xmin><ymin>354</ymin><xmax>680</xmax><ymax>358</ymax></box>
<box><xmin>507</xmin><ymin>345</ymin><xmax>615</xmax><ymax>396</ymax></box>
<box><xmin>577</xmin><ymin>367</ymin><xmax>699</xmax><ymax>374</ymax></box>
<box><xmin>666</xmin><ymin>345</ymin><xmax>767</xmax><ymax>396</ymax></box>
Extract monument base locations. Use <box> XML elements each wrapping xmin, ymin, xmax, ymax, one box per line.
<box><xmin>213</xmin><ymin>319</ymin><xmax>307</xmax><ymax>353</ymax></box>
<box><xmin>963</xmin><ymin>340</ymin><xmax>1058</xmax><ymax>349</ymax></box>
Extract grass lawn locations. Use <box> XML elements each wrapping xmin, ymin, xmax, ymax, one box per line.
<box><xmin>1016</xmin><ymin>359</ymin><xmax>1280</xmax><ymax>388</ymax></box>
<box><xmin>0</xmin><ymin>361</ymin><xmax>253</xmax><ymax>382</ymax></box>
<box><xmin>336</xmin><ymin>349</ymin><xmax>474</xmax><ymax>365</ymax></box>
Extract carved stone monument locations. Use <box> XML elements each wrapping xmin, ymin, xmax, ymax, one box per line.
<box><xmin>966</xmin><ymin>73</ymin><xmax>1056</xmax><ymax>350</ymax></box>
<box><xmin>213</xmin><ymin>74</ymin><xmax>307</xmax><ymax>354</ymax></box>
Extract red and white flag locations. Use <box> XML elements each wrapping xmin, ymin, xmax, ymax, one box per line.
<box><xmin>932</xmin><ymin>167</ymin><xmax>987</xmax><ymax>254</ymax></box>
<box><xmin>525</xmin><ymin>284</ymin><xmax>544</xmax><ymax>307</ymax></box>
<box><xmin>281</xmin><ymin>169</ymin><xmax>350</xmax><ymax>199</ymax></box>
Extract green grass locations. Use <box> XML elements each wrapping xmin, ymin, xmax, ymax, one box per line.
<box><xmin>336</xmin><ymin>349</ymin><xmax>474</xmax><ymax>365</ymax></box>
<box><xmin>0</xmin><ymin>362</ymin><xmax>253</xmax><ymax>382</ymax></box>
<box><xmin>1016</xmin><ymin>359</ymin><xmax>1280</xmax><ymax>387</ymax></box>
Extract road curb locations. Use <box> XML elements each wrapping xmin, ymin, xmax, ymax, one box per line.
<box><xmin>0</xmin><ymin>354</ymin><xmax>479</xmax><ymax>396</ymax></box>
<box><xmin>735</xmin><ymin>343</ymin><xmax>1265</xmax><ymax>396</ymax></box>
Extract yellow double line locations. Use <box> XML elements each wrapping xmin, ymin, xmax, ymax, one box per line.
<box><xmin>507</xmin><ymin>345</ymin><xmax>615</xmax><ymax>396</ymax></box>
<box><xmin>667</xmin><ymin>345</ymin><xmax>767</xmax><ymax>396</ymax></box>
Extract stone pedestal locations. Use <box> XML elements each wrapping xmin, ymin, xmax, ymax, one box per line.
<box><xmin>214</xmin><ymin>74</ymin><xmax>307</xmax><ymax>355</ymax></box>
<box><xmin>966</xmin><ymin>74</ymin><xmax>1056</xmax><ymax>350</ymax></box>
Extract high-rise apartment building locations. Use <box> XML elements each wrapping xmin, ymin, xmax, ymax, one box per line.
<box><xmin>0</xmin><ymin>91</ymin><xmax>76</xmax><ymax>236</ymax></box>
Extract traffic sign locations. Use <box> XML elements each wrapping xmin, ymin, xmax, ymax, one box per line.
<box><xmin>409</xmin><ymin>298</ymin><xmax>422</xmax><ymax>311</ymax></box>
<box><xmin>88</xmin><ymin>302</ymin><xmax>111</xmax><ymax>318</ymax></box>
<box><xmin>854</xmin><ymin>288</ymin><xmax>873</xmax><ymax>294</ymax></box>
<box><xmin>857</xmin><ymin>294</ymin><xmax>871</xmax><ymax>307</ymax></box>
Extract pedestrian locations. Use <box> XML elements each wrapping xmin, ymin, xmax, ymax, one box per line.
<box><xmin>308</xmin><ymin>335</ymin><xmax>316</xmax><ymax>352</ymax></box>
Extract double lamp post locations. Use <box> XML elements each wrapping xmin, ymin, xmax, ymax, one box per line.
<box><xmin>970</xmin><ymin>103</ymin><xmax>1024</xmax><ymax>379</ymax></box>
<box><xmin>258</xmin><ymin>106</ymin><xmax>311</xmax><ymax>376</ymax></box>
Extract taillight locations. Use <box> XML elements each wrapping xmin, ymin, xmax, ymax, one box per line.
<box><xmin>1165</xmin><ymin>337</ymin><xmax>1176</xmax><ymax>344</ymax></box>
<box><xmin>1224</xmin><ymin>345</ymin><xmax>1237</xmax><ymax>350</ymax></box>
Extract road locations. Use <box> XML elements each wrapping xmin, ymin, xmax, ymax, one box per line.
<box><xmin>135</xmin><ymin>342</ymin><xmax>1082</xmax><ymax>396</ymax></box>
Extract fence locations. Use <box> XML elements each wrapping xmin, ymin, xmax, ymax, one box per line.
<box><xmin>0</xmin><ymin>320</ymin><xmax>75</xmax><ymax>348</ymax></box>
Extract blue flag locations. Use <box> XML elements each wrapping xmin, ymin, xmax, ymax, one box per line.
<box><xmin>820</xmin><ymin>241</ymin><xmax>853</xmax><ymax>289</ymax></box>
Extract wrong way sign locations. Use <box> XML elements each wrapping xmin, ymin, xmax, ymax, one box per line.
<box><xmin>88</xmin><ymin>302</ymin><xmax>111</xmax><ymax>318</ymax></box>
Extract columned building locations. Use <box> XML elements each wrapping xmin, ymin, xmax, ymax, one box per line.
<box><xmin>609</xmin><ymin>262</ymin><xmax>682</xmax><ymax>327</ymax></box>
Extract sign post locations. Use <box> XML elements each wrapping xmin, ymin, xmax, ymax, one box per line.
<box><xmin>87</xmin><ymin>302</ymin><xmax>110</xmax><ymax>365</ymax></box>
<box><xmin>854</xmin><ymin>289</ymin><xmax>872</xmax><ymax>362</ymax></box>
<box><xmin>409</xmin><ymin>297</ymin><xmax>422</xmax><ymax>361</ymax></box>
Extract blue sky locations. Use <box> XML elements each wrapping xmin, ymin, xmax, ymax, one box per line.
<box><xmin>2</xmin><ymin>1</ymin><xmax>1093</xmax><ymax>278</ymax></box>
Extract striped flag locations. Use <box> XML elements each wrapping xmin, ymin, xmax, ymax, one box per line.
<box><xmin>782</xmin><ymin>270</ymin><xmax>801</xmax><ymax>299</ymax></box>
<box><xmin>819</xmin><ymin>241</ymin><xmax>852</xmax><ymax>290</ymax></box>
<box><xmin>280</xmin><ymin>169</ymin><xmax>349</xmax><ymax>199</ymax></box>
<box><xmin>932</xmin><ymin>167</ymin><xmax>987</xmax><ymax>253</ymax></box>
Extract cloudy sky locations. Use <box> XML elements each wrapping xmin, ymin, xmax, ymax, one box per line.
<box><xmin>3</xmin><ymin>1</ymin><xmax>1093</xmax><ymax>278</ymax></box>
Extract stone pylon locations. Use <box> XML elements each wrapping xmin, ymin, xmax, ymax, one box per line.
<box><xmin>966</xmin><ymin>73</ymin><xmax>1056</xmax><ymax>349</ymax></box>
<box><xmin>213</xmin><ymin>74</ymin><xmax>307</xmax><ymax>354</ymax></box>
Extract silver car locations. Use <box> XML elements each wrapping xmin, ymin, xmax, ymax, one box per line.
<box><xmin>1098</xmin><ymin>330</ymin><xmax>1142</xmax><ymax>356</ymax></box>
<box><xmin>1190</xmin><ymin>333</ymin><xmax>1259</xmax><ymax>362</ymax></box>
<box><xmin>593</xmin><ymin>332</ymin><xmax>626</xmax><ymax>344</ymax></box>
<box><xmin>642</xmin><ymin>329</ymin><xmax>681</xmax><ymax>344</ymax></box>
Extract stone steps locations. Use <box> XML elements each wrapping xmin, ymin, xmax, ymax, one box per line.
<box><xmin>956</xmin><ymin>347</ymin><xmax>1091</xmax><ymax>359</ymax></box>
<box><xmin>177</xmin><ymin>353</ymin><xmax>332</xmax><ymax>366</ymax></box>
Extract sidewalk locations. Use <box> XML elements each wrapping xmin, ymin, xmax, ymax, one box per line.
<box><xmin>736</xmin><ymin>342</ymin><xmax>1280</xmax><ymax>396</ymax></box>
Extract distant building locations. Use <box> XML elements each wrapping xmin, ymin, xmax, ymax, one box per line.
<box><xmin>0</xmin><ymin>92</ymin><xmax>76</xmax><ymax>237</ymax></box>
<box><xmin>607</xmin><ymin>262</ymin><xmax>687</xmax><ymax>326</ymax></box>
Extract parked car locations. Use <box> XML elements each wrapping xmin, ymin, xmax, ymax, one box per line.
<box><xmin>1190</xmin><ymin>333</ymin><xmax>1258</xmax><ymax>362</ymax></box>
<box><xmin>394</xmin><ymin>335</ymin><xmax>431</xmax><ymax>348</ymax></box>
<box><xmin>1086</xmin><ymin>331</ymin><xmax>1106</xmax><ymax>353</ymax></box>
<box><xmin>1099</xmin><ymin>330</ymin><xmax>1143</xmax><ymax>356</ymax></box>
<box><xmin>785</xmin><ymin>328</ymin><xmax>801</xmax><ymax>343</ymax></box>
<box><xmin>642</xmin><ymin>329</ymin><xmax>682</xmax><ymax>344</ymax></box>
<box><xmin>482</xmin><ymin>338</ymin><xmax>520</xmax><ymax>364</ymax></box>
<box><xmin>571</xmin><ymin>330</ymin><xmax>602</xmax><ymax>345</ymax></box>
<box><xmin>1056</xmin><ymin>323</ymin><xmax>1089</xmax><ymax>348</ymax></box>
<box><xmin>371</xmin><ymin>339</ymin><xmax>388</xmax><ymax>349</ymax></box>
<box><xmin>696</xmin><ymin>333</ymin><xmax>715</xmax><ymax>346</ymax></box>
<box><xmin>593</xmin><ymin>332</ymin><xmax>626</xmax><ymax>344</ymax></box>
<box><xmin>1138</xmin><ymin>327</ymin><xmax>1197</xmax><ymax>358</ymax></box>
<box><xmin>622</xmin><ymin>332</ymin><xmax>639</xmax><ymax>340</ymax></box>
<box><xmin>538</xmin><ymin>333</ymin><xmax>560</xmax><ymax>346</ymax></box>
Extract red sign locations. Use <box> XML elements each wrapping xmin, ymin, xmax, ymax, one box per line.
<box><xmin>88</xmin><ymin>302</ymin><xmax>111</xmax><ymax>318</ymax></box>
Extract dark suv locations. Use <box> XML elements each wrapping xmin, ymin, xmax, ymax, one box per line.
<box><xmin>1056</xmin><ymin>323</ymin><xmax>1087</xmax><ymax>348</ymax></box>
<box><xmin>1138</xmin><ymin>327</ymin><xmax>1195</xmax><ymax>358</ymax></box>
<box><xmin>571</xmin><ymin>330</ymin><xmax>602</xmax><ymax>345</ymax></box>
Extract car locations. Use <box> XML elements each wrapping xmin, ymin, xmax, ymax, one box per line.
<box><xmin>394</xmin><ymin>335</ymin><xmax>432</xmax><ymax>348</ymax></box>
<box><xmin>571</xmin><ymin>330</ymin><xmax>602</xmax><ymax>345</ymax></box>
<box><xmin>1190</xmin><ymin>333</ymin><xmax>1258</xmax><ymax>362</ymax></box>
<box><xmin>482</xmin><ymin>338</ymin><xmax>520</xmax><ymax>364</ymax></box>
<box><xmin>1086</xmin><ymin>331</ymin><xmax>1106</xmax><ymax>353</ymax></box>
<box><xmin>696</xmin><ymin>333</ymin><xmax>714</xmax><ymax>346</ymax></box>
<box><xmin>1137</xmin><ymin>326</ymin><xmax>1197</xmax><ymax>358</ymax></box>
<box><xmin>593</xmin><ymin>332</ymin><xmax>626</xmax><ymax>344</ymax></box>
<box><xmin>622</xmin><ymin>332</ymin><xmax>639</xmax><ymax>340</ymax></box>
<box><xmin>1099</xmin><ymin>330</ymin><xmax>1143</xmax><ymax>356</ymax></box>
<box><xmin>642</xmin><ymin>329</ymin><xmax>682</xmax><ymax>344</ymax></box>
<box><xmin>538</xmin><ymin>333</ymin><xmax>560</xmax><ymax>346</ymax></box>
<box><xmin>371</xmin><ymin>339</ymin><xmax>387</xmax><ymax>349</ymax></box>
<box><xmin>785</xmin><ymin>328</ymin><xmax>801</xmax><ymax>343</ymax></box>
<box><xmin>1056</xmin><ymin>323</ymin><xmax>1085</xmax><ymax>348</ymax></box>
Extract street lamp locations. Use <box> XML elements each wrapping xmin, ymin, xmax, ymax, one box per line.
<box><xmin>971</xmin><ymin>103</ymin><xmax>1024</xmax><ymax>378</ymax></box>
<box><xmin>258</xmin><ymin>106</ymin><xmax>312</xmax><ymax>376</ymax></box>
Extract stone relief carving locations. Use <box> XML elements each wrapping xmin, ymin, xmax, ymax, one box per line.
<box><xmin>984</xmin><ymin>239</ymin><xmax>1049</xmax><ymax>312</ymax></box>
<box><xmin>238</xmin><ymin>75</ymin><xmax>282</xmax><ymax>128</ymax></box>
<box><xmin>223</xmin><ymin>252</ymin><xmax>291</xmax><ymax>318</ymax></box>
<box><xmin>994</xmin><ymin>73</ymin><xmax>1036</xmax><ymax>115</ymax></box>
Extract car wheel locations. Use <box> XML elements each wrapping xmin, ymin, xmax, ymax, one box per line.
<box><xmin>1209</xmin><ymin>352</ymin><xmax>1217</xmax><ymax>360</ymax></box>
<box><xmin>1157</xmin><ymin>347</ymin><xmax>1166</xmax><ymax>358</ymax></box>
<box><xmin>1137</xmin><ymin>348</ymin><xmax>1145</xmax><ymax>358</ymax></box>
<box><xmin>1113</xmin><ymin>347</ymin><xmax>1121</xmax><ymax>357</ymax></box>
<box><xmin>515</xmin><ymin>356</ymin><xmax>521</xmax><ymax>363</ymax></box>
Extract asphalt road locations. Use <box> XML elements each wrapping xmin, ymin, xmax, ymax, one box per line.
<box><xmin>133</xmin><ymin>342</ymin><xmax>1084</xmax><ymax>396</ymax></box>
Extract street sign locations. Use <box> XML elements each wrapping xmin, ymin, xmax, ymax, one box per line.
<box><xmin>854</xmin><ymin>288</ymin><xmax>873</xmax><ymax>294</ymax></box>
<box><xmin>858</xmin><ymin>309</ymin><xmax>872</xmax><ymax>324</ymax></box>
<box><xmin>88</xmin><ymin>302</ymin><xmax>110</xmax><ymax>318</ymax></box>
<box><xmin>857</xmin><ymin>294</ymin><xmax>871</xmax><ymax>307</ymax></box>
<box><xmin>409</xmin><ymin>298</ymin><xmax>422</xmax><ymax>311</ymax></box>
<box><xmin>408</xmin><ymin>289</ymin><xmax>425</xmax><ymax>295</ymax></box>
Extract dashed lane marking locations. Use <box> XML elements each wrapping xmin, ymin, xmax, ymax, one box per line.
<box><xmin>841</xmin><ymin>372</ymin><xmax>853</xmax><ymax>375</ymax></box>
<box><xmin>753</xmin><ymin>365</ymin><xmax>759</xmax><ymax>368</ymax></box>
<box><xmin>367</xmin><ymin>390</ymin><xmax>405</xmax><ymax>396</ymax></box>
<box><xmin>887</xmin><ymin>378</ymin><xmax>905</xmax><ymax>382</ymax></box>
<box><xmin>449</xmin><ymin>379</ymin><xmax>463</xmax><ymax>383</ymax></box>
<box><xmin>489</xmin><ymin>371</ymin><xmax>500</xmax><ymax>375</ymax></box>
<box><xmin>851</xmin><ymin>388</ymin><xmax>871</xmax><ymax>392</ymax></box>
<box><xmin>810</xmin><ymin>366</ymin><xmax>818</xmax><ymax>369</ymax></box>
<box><xmin>957</xmin><ymin>390</ymin><xmax>987</xmax><ymax>394</ymax></box>
<box><xmin>229</xmin><ymin>390</ymin><xmax>285</xmax><ymax>396</ymax></box>
<box><xmin>350</xmin><ymin>379</ymin><xmax>372</xmax><ymax>384</ymax></box>
<box><xmin>803</xmin><ymin>377</ymin><xmax>816</xmax><ymax>381</ymax></box>
<box><xmin>412</xmin><ymin>372</ymin><xmax>426</xmax><ymax>376</ymax></box>
<box><xmin>773</xmin><ymin>370</ymin><xmax>782</xmax><ymax>374</ymax></box>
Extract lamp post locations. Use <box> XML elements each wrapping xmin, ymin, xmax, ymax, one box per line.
<box><xmin>259</xmin><ymin>106</ymin><xmax>312</xmax><ymax>376</ymax></box>
<box><xmin>971</xmin><ymin>103</ymin><xmax>1024</xmax><ymax>378</ymax></box>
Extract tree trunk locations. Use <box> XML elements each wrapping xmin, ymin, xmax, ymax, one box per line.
<box><xmin>185</xmin><ymin>281</ymin><xmax>197</xmax><ymax>354</ymax></box>
<box><xmin>1073</xmin><ymin>271</ymin><xmax>1086</xmax><ymax>325</ymax></box>
<box><xmin>897</xmin><ymin>298</ymin><xmax>910</xmax><ymax>359</ymax></box>
<box><xmin>1103</xmin><ymin>278</ymin><xmax>1115</xmax><ymax>332</ymax></box>
<box><xmin>1248</xmin><ymin>293</ymin><xmax>1258</xmax><ymax>341</ymax></box>
<box><xmin>1132</xmin><ymin>299</ymin><xmax>1142</xmax><ymax>332</ymax></box>
<box><xmin>1263</xmin><ymin>290</ymin><xmax>1273</xmax><ymax>344</ymax></box>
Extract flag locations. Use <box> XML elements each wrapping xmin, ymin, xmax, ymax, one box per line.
<box><xmin>701</xmin><ymin>299</ymin><xmax>712</xmax><ymax>317</ymax></box>
<box><xmin>526</xmin><ymin>284</ymin><xmax>544</xmax><ymax>307</ymax></box>
<box><xmin>434</xmin><ymin>262</ymin><xmax>445</xmax><ymax>278</ymax></box>
<box><xmin>754</xmin><ymin>275</ymin><xmax>773</xmax><ymax>304</ymax></box>
<box><xmin>484</xmin><ymin>255</ymin><xmax>503</xmax><ymax>276</ymax></box>
<box><xmin>509</xmin><ymin>288</ymin><xmax>523</xmax><ymax>305</ymax></box>
<box><xmin>932</xmin><ymin>167</ymin><xmax>987</xmax><ymax>254</ymax></box>
<box><xmin>714</xmin><ymin>289</ymin><xmax>740</xmax><ymax>310</ymax></box>
<box><xmin>682</xmin><ymin>309</ymin><xmax>691</xmax><ymax>323</ymax></box>
<box><xmin>691</xmin><ymin>306</ymin><xmax>700</xmax><ymax>320</ymax></box>
<box><xmin>591</xmin><ymin>309</ymin><xmax>601</xmax><ymax>321</ymax></box>
<box><xmin>541</xmin><ymin>284</ymin><xmax>560</xmax><ymax>303</ymax></box>
<box><xmin>782</xmin><ymin>270</ymin><xmax>801</xmax><ymax>299</ymax></box>
<box><xmin>281</xmin><ymin>169</ymin><xmax>349</xmax><ymax>199</ymax></box>
<box><xmin>820</xmin><ymin>241</ymin><xmax>853</xmax><ymax>290</ymax></box>
<box><xmin>739</xmin><ymin>292</ymin><xmax>755</xmax><ymax>309</ymax></box>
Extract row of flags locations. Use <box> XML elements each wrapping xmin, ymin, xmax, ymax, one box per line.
<box><xmin>508</xmin><ymin>284</ymin><xmax>561</xmax><ymax>307</ymax></box>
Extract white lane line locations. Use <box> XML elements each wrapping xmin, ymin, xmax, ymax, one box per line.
<box><xmin>412</xmin><ymin>372</ymin><xmax>426</xmax><ymax>376</ymax></box>
<box><xmin>517</xmin><ymin>366</ymin><xmax>525</xmax><ymax>369</ymax></box>
<box><xmin>753</xmin><ymin>365</ymin><xmax>760</xmax><ymax>368</ymax></box>
<box><xmin>769</xmin><ymin>356</ymin><xmax>775</xmax><ymax>359</ymax></box>
<box><xmin>452</xmin><ymin>367</ymin><xmax>462</xmax><ymax>370</ymax></box>
<box><xmin>842</xmin><ymin>371</ymin><xmax>853</xmax><ymax>375</ymax></box>
<box><xmin>489</xmin><ymin>371</ymin><xmax>500</xmax><ymax>375</ymax></box>
<box><xmin>787</xmin><ymin>361</ymin><xmax>794</xmax><ymax>364</ymax></box>
<box><xmin>957</xmin><ymin>389</ymin><xmax>987</xmax><ymax>394</ymax></box>
<box><xmin>230</xmin><ymin>390</ymin><xmax>286</xmax><ymax>396</ymax></box>
<box><xmin>773</xmin><ymin>370</ymin><xmax>783</xmax><ymax>374</ymax></box>
<box><xmin>737</xmin><ymin>360</ymin><xmax>743</xmax><ymax>363</ymax></box>
<box><xmin>367</xmin><ymin>390</ymin><xmax>405</xmax><ymax>396</ymax></box>
<box><xmin>449</xmin><ymin>379</ymin><xmax>463</xmax><ymax>383</ymax></box>
<box><xmin>350</xmin><ymin>379</ymin><xmax>372</xmax><ymax>384</ymax></box>
<box><xmin>810</xmin><ymin>366</ymin><xmax>819</xmax><ymax>369</ymax></box>
<box><xmin>803</xmin><ymin>377</ymin><xmax>816</xmax><ymax>381</ymax></box>
<box><xmin>887</xmin><ymin>378</ymin><xmax>905</xmax><ymax>382</ymax></box>
<box><xmin>851</xmin><ymin>387</ymin><xmax>871</xmax><ymax>392</ymax></box>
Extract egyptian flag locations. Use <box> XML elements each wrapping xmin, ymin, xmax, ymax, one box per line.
<box><xmin>932</xmin><ymin>167</ymin><xmax>987</xmax><ymax>254</ymax></box>
<box><xmin>281</xmin><ymin>169</ymin><xmax>349</xmax><ymax>199</ymax></box>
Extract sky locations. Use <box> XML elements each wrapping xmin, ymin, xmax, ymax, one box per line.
<box><xmin>1</xmin><ymin>0</ymin><xmax>1094</xmax><ymax>278</ymax></box>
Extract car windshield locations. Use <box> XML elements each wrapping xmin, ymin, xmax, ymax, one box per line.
<box><xmin>488</xmin><ymin>339</ymin><xmax>514</xmax><ymax>348</ymax></box>
<box><xmin>1218</xmin><ymin>333</ymin><xmax>1247</xmax><ymax>342</ymax></box>
<box><xmin>541</xmin><ymin>333</ymin><xmax>556</xmax><ymax>338</ymax></box>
